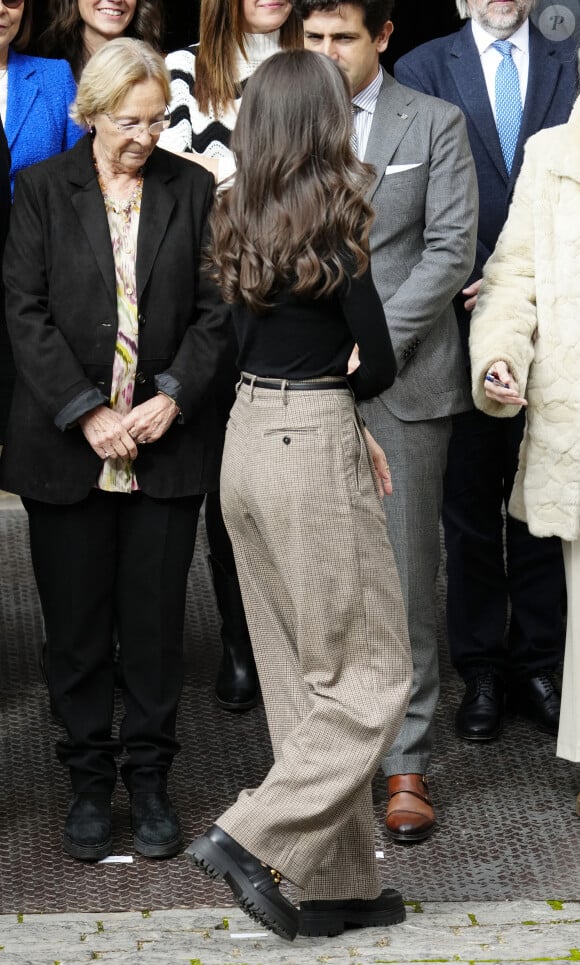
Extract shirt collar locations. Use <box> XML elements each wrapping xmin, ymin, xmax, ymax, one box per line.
<box><xmin>352</xmin><ymin>68</ymin><xmax>383</xmax><ymax>113</ymax></box>
<box><xmin>471</xmin><ymin>17</ymin><xmax>530</xmax><ymax>55</ymax></box>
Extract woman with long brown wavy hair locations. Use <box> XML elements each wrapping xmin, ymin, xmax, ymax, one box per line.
<box><xmin>186</xmin><ymin>49</ymin><xmax>412</xmax><ymax>944</ymax></box>
<box><xmin>159</xmin><ymin>0</ymin><xmax>301</xmax><ymax>717</ymax></box>
<box><xmin>41</xmin><ymin>0</ymin><xmax>164</xmax><ymax>81</ymax></box>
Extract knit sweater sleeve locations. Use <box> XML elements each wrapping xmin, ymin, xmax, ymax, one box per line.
<box><xmin>160</xmin><ymin>47</ymin><xmax>198</xmax><ymax>154</ymax></box>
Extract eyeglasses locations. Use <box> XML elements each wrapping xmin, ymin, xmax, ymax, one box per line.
<box><xmin>105</xmin><ymin>112</ymin><xmax>171</xmax><ymax>137</ymax></box>
<box><xmin>0</xmin><ymin>0</ymin><xmax>25</xmax><ymax>8</ymax></box>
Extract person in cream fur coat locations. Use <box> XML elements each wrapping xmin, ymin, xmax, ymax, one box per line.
<box><xmin>470</xmin><ymin>93</ymin><xmax>580</xmax><ymax>771</ymax></box>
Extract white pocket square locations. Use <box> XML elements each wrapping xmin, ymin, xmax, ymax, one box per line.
<box><xmin>385</xmin><ymin>163</ymin><xmax>423</xmax><ymax>175</ymax></box>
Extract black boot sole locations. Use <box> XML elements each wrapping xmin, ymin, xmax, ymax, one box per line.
<box><xmin>134</xmin><ymin>832</ymin><xmax>183</xmax><ymax>859</ymax></box>
<box><xmin>63</xmin><ymin>833</ymin><xmax>112</xmax><ymax>862</ymax></box>
<box><xmin>299</xmin><ymin>901</ymin><xmax>406</xmax><ymax>937</ymax></box>
<box><xmin>215</xmin><ymin>692</ymin><xmax>260</xmax><ymax>713</ymax></box>
<box><xmin>186</xmin><ymin>836</ymin><xmax>298</xmax><ymax>941</ymax></box>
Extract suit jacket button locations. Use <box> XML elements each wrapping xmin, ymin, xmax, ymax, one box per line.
<box><xmin>138</xmin><ymin>313</ymin><xmax>146</xmax><ymax>326</ymax></box>
<box><xmin>136</xmin><ymin>372</ymin><xmax>147</xmax><ymax>384</ymax></box>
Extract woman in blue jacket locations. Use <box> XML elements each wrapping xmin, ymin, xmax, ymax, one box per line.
<box><xmin>0</xmin><ymin>0</ymin><xmax>82</xmax><ymax>195</ymax></box>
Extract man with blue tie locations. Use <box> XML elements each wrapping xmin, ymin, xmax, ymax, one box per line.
<box><xmin>395</xmin><ymin>0</ymin><xmax>576</xmax><ymax>743</ymax></box>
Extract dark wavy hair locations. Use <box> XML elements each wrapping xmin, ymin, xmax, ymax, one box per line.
<box><xmin>293</xmin><ymin>0</ymin><xmax>395</xmax><ymax>40</ymax></box>
<box><xmin>40</xmin><ymin>0</ymin><xmax>164</xmax><ymax>80</ymax></box>
<box><xmin>11</xmin><ymin>0</ymin><xmax>33</xmax><ymax>53</ymax></box>
<box><xmin>210</xmin><ymin>50</ymin><xmax>375</xmax><ymax>314</ymax></box>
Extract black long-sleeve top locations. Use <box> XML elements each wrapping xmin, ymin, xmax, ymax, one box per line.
<box><xmin>232</xmin><ymin>262</ymin><xmax>396</xmax><ymax>401</ymax></box>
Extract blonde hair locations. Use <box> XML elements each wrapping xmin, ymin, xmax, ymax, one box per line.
<box><xmin>72</xmin><ymin>37</ymin><xmax>170</xmax><ymax>127</ymax></box>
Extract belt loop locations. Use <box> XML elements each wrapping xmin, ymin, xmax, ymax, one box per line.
<box><xmin>235</xmin><ymin>374</ymin><xmax>243</xmax><ymax>396</ymax></box>
<box><xmin>282</xmin><ymin>378</ymin><xmax>289</xmax><ymax>406</ymax></box>
<box><xmin>249</xmin><ymin>373</ymin><xmax>257</xmax><ymax>403</ymax></box>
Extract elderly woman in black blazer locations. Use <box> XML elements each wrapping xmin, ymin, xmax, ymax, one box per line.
<box><xmin>0</xmin><ymin>38</ymin><xmax>229</xmax><ymax>863</ymax></box>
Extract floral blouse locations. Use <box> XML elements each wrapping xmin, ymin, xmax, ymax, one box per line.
<box><xmin>96</xmin><ymin>179</ymin><xmax>142</xmax><ymax>493</ymax></box>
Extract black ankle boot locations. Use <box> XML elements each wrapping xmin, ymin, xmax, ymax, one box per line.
<box><xmin>63</xmin><ymin>793</ymin><xmax>112</xmax><ymax>862</ymax></box>
<box><xmin>131</xmin><ymin>791</ymin><xmax>182</xmax><ymax>858</ymax></box>
<box><xmin>209</xmin><ymin>555</ymin><xmax>259</xmax><ymax>712</ymax></box>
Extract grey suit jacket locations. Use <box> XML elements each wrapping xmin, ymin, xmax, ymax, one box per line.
<box><xmin>365</xmin><ymin>70</ymin><xmax>478</xmax><ymax>421</ymax></box>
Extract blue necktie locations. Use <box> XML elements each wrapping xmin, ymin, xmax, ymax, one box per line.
<box><xmin>492</xmin><ymin>40</ymin><xmax>523</xmax><ymax>175</ymax></box>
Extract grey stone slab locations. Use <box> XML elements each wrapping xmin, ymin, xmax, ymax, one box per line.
<box><xmin>2</xmin><ymin>903</ymin><xmax>580</xmax><ymax>965</ymax></box>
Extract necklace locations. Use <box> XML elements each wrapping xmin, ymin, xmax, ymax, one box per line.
<box><xmin>93</xmin><ymin>156</ymin><xmax>144</xmax><ymax>214</ymax></box>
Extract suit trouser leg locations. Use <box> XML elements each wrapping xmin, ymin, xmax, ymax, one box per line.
<box><xmin>358</xmin><ymin>400</ymin><xmax>451</xmax><ymax>776</ymax></box>
<box><xmin>24</xmin><ymin>492</ymin><xmax>121</xmax><ymax>794</ymax></box>
<box><xmin>442</xmin><ymin>407</ymin><xmax>565</xmax><ymax>681</ymax></box>
<box><xmin>24</xmin><ymin>490</ymin><xmax>201</xmax><ymax>794</ymax></box>
<box><xmin>217</xmin><ymin>386</ymin><xmax>412</xmax><ymax>896</ymax></box>
<box><xmin>116</xmin><ymin>491</ymin><xmax>202</xmax><ymax>792</ymax></box>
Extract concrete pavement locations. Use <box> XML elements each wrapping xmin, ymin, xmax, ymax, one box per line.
<box><xmin>1</xmin><ymin>900</ymin><xmax>580</xmax><ymax>965</ymax></box>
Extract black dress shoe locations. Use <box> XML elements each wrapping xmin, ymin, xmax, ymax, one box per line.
<box><xmin>186</xmin><ymin>824</ymin><xmax>299</xmax><ymax>941</ymax></box>
<box><xmin>63</xmin><ymin>793</ymin><xmax>112</xmax><ymax>861</ymax></box>
<box><xmin>131</xmin><ymin>791</ymin><xmax>182</xmax><ymax>858</ymax></box>
<box><xmin>299</xmin><ymin>888</ymin><xmax>405</xmax><ymax>937</ymax></box>
<box><xmin>455</xmin><ymin>673</ymin><xmax>504</xmax><ymax>741</ymax></box>
<box><xmin>507</xmin><ymin>672</ymin><xmax>561</xmax><ymax>735</ymax></box>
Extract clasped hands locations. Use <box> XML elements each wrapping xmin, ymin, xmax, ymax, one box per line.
<box><xmin>79</xmin><ymin>394</ymin><xmax>179</xmax><ymax>461</ymax></box>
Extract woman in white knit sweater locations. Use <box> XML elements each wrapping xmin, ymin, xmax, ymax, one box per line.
<box><xmin>159</xmin><ymin>0</ymin><xmax>302</xmax><ymax>183</ymax></box>
<box><xmin>469</xmin><ymin>94</ymin><xmax>580</xmax><ymax>777</ymax></box>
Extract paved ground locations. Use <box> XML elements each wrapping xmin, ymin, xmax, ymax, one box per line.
<box><xmin>1</xmin><ymin>491</ymin><xmax>579</xmax><ymax>963</ymax></box>
<box><xmin>1</xmin><ymin>901</ymin><xmax>580</xmax><ymax>965</ymax></box>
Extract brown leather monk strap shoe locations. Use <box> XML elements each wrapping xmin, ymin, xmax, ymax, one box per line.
<box><xmin>386</xmin><ymin>774</ymin><xmax>435</xmax><ymax>843</ymax></box>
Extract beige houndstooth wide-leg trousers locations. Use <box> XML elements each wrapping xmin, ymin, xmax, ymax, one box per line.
<box><xmin>217</xmin><ymin>379</ymin><xmax>412</xmax><ymax>901</ymax></box>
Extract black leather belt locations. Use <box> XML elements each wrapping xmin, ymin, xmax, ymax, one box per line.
<box><xmin>240</xmin><ymin>375</ymin><xmax>348</xmax><ymax>391</ymax></box>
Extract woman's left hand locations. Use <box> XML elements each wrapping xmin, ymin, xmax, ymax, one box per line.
<box><xmin>483</xmin><ymin>360</ymin><xmax>528</xmax><ymax>407</ymax></box>
<box><xmin>122</xmin><ymin>394</ymin><xmax>180</xmax><ymax>445</ymax></box>
<box><xmin>364</xmin><ymin>427</ymin><xmax>393</xmax><ymax>497</ymax></box>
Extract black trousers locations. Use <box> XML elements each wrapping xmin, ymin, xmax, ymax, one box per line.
<box><xmin>442</xmin><ymin>406</ymin><xmax>566</xmax><ymax>683</ymax></box>
<box><xmin>24</xmin><ymin>489</ymin><xmax>203</xmax><ymax>794</ymax></box>
<box><xmin>205</xmin><ymin>488</ymin><xmax>236</xmax><ymax>573</ymax></box>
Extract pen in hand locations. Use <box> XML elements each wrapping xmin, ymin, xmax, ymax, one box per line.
<box><xmin>485</xmin><ymin>373</ymin><xmax>510</xmax><ymax>388</ymax></box>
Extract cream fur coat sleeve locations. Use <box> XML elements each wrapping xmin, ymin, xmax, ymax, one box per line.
<box><xmin>469</xmin><ymin>98</ymin><xmax>580</xmax><ymax>540</ymax></box>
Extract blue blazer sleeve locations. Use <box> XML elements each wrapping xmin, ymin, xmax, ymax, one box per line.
<box><xmin>5</xmin><ymin>52</ymin><xmax>84</xmax><ymax>194</ymax></box>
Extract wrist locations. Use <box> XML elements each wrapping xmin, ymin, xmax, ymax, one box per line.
<box><xmin>157</xmin><ymin>390</ymin><xmax>181</xmax><ymax>417</ymax></box>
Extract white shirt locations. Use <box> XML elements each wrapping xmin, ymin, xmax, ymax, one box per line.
<box><xmin>352</xmin><ymin>68</ymin><xmax>383</xmax><ymax>160</ymax></box>
<box><xmin>471</xmin><ymin>18</ymin><xmax>530</xmax><ymax>121</ymax></box>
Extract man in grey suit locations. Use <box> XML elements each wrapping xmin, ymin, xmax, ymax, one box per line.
<box><xmin>300</xmin><ymin>0</ymin><xmax>478</xmax><ymax>841</ymax></box>
<box><xmin>395</xmin><ymin>0</ymin><xmax>573</xmax><ymax>745</ymax></box>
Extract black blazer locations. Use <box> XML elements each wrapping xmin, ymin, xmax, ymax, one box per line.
<box><xmin>0</xmin><ymin>135</ymin><xmax>231</xmax><ymax>503</ymax></box>
<box><xmin>0</xmin><ymin>117</ymin><xmax>13</xmax><ymax>441</ymax></box>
